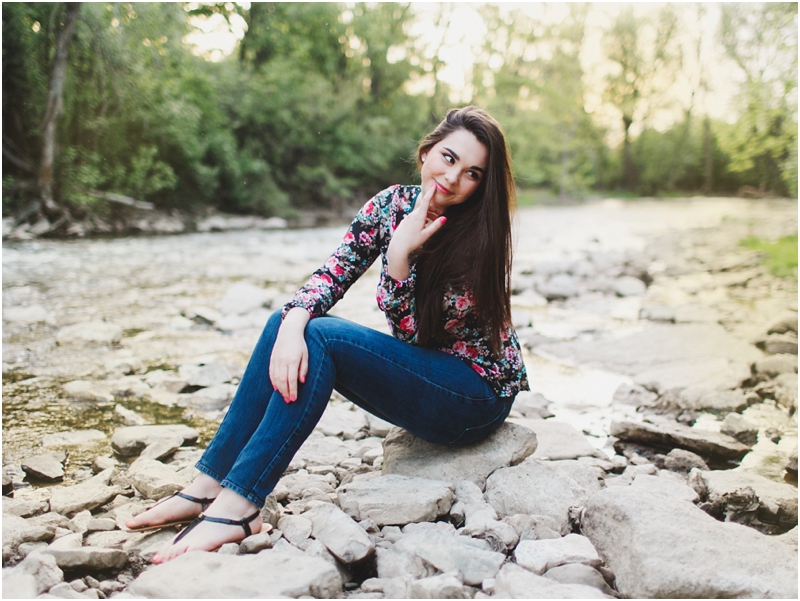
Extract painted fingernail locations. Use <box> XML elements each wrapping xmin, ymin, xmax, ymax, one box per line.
<box><xmin>300</xmin><ymin>375</ymin><xmax>305</xmax><ymax>383</ymax></box>
<box><xmin>290</xmin><ymin>395</ymin><xmax>296</xmax><ymax>402</ymax></box>
<box><xmin>440</xmin><ymin>217</ymin><xmax>447</xmax><ymax>223</ymax></box>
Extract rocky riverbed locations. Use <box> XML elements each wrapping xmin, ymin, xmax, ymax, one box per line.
<box><xmin>2</xmin><ymin>196</ymin><xmax>797</xmax><ymax>598</ymax></box>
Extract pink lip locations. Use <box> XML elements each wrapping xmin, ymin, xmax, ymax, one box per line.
<box><xmin>434</xmin><ymin>181</ymin><xmax>451</xmax><ymax>195</ymax></box>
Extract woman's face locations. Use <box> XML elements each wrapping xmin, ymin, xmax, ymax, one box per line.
<box><xmin>420</xmin><ymin>128</ymin><xmax>488</xmax><ymax>221</ymax></box>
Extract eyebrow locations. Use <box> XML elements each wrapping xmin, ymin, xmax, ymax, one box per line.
<box><xmin>443</xmin><ymin>147</ymin><xmax>485</xmax><ymax>173</ymax></box>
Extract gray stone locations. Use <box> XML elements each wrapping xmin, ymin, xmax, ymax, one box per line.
<box><xmin>514</xmin><ymin>534</ymin><xmax>602</xmax><ymax>575</ymax></box>
<box><xmin>47</xmin><ymin>470</ymin><xmax>118</xmax><ymax>517</ymax></box>
<box><xmin>240</xmin><ymin>531</ymin><xmax>273</xmax><ymax>554</ymax></box>
<box><xmin>511</xmin><ymin>391</ymin><xmax>555</xmax><ymax>419</ymax></box>
<box><xmin>773</xmin><ymin>373</ymin><xmax>798</xmax><ymax>412</ymax></box>
<box><xmin>61</xmin><ymin>381</ymin><xmax>114</xmax><ymax>402</ymax></box>
<box><xmin>315</xmin><ymin>401</ymin><xmax>368</xmax><ymax>439</ymax></box>
<box><xmin>9</xmin><ymin>551</ymin><xmax>64</xmax><ymax>595</ymax></box>
<box><xmin>544</xmin><ymin>563</ymin><xmax>617</xmax><ymax>597</ymax></box>
<box><xmin>663</xmin><ymin>448</ymin><xmax>709</xmax><ymax>472</ymax></box>
<box><xmin>293</xmin><ymin>434</ymin><xmax>353</xmax><ymax>468</ymax></box>
<box><xmin>753</xmin><ymin>354</ymin><xmax>797</xmax><ymax>377</ymax></box>
<box><xmin>3</xmin><ymin>304</ymin><xmax>54</xmax><ymax>325</ymax></box>
<box><xmin>43</xmin><ymin>547</ymin><xmax>127</xmax><ymax>570</ymax></box>
<box><xmin>409</xmin><ymin>573</ymin><xmax>466</xmax><ymax>599</ymax></box>
<box><xmin>609</xmin><ymin>419</ymin><xmax>750</xmax><ymax>461</ymax></box>
<box><xmin>768</xmin><ymin>313</ymin><xmax>798</xmax><ymax>335</ymax></box>
<box><xmin>2</xmin><ymin>497</ymin><xmax>48</xmax><ymax>518</ymax></box>
<box><xmin>277</xmin><ymin>470</ymin><xmax>337</xmax><ymax>501</ymax></box>
<box><xmin>338</xmin><ymin>474</ymin><xmax>454</xmax><ymax>526</ymax></box>
<box><xmin>787</xmin><ymin>447</ymin><xmax>798</xmax><ymax>474</ymax></box>
<box><xmin>305</xmin><ymin>503</ymin><xmax>375</xmax><ymax>564</ymax></box>
<box><xmin>110</xmin><ymin>425</ymin><xmax>198</xmax><ymax>457</ymax></box>
<box><xmin>631</xmin><ymin>473</ymin><xmax>699</xmax><ymax>503</ymax></box>
<box><xmin>114</xmin><ymin>404</ymin><xmax>148</xmax><ymax>426</ymax></box>
<box><xmin>612</xmin><ymin>383</ymin><xmax>658</xmax><ymax>407</ymax></box>
<box><xmin>179</xmin><ymin>384</ymin><xmax>236</xmax><ymax>410</ymax></box>
<box><xmin>678</xmin><ymin>387</ymin><xmax>753</xmax><ymax>414</ymax></box>
<box><xmin>720</xmin><ymin>413</ymin><xmax>759</xmax><ymax>445</ymax></box>
<box><xmin>394</xmin><ymin>529</ymin><xmax>505</xmax><ymax>587</ymax></box>
<box><xmin>582</xmin><ymin>485</ymin><xmax>798</xmax><ymax>598</ymax></box>
<box><xmin>86</xmin><ymin>518</ymin><xmax>116</xmax><ymax>532</ymax></box>
<box><xmin>218</xmin><ymin>282</ymin><xmax>272</xmax><ymax>316</ymax></box>
<box><xmin>493</xmin><ymin>563</ymin><xmax>610</xmax><ymax>599</ymax></box>
<box><xmin>137</xmin><ymin>437</ymin><xmax>184</xmax><ymax>462</ymax></box>
<box><xmin>365</xmin><ymin>413</ymin><xmax>394</xmax><ymax>437</ymax></box>
<box><xmin>756</xmin><ymin>333</ymin><xmax>798</xmax><ymax>355</ymax></box>
<box><xmin>1</xmin><ymin>572</ymin><xmax>38</xmax><ymax>599</ymax></box>
<box><xmin>48</xmin><ymin>533</ymin><xmax>83</xmax><ymax>551</ymax></box>
<box><xmin>537</xmin><ymin>274</ymin><xmax>581</xmax><ymax>300</ymax></box>
<box><xmin>539</xmin><ymin>323</ymin><xmax>762</xmax><ymax>390</ymax></box>
<box><xmin>21</xmin><ymin>453</ymin><xmax>66</xmax><ymax>482</ymax></box>
<box><xmin>503</xmin><ymin>514</ymin><xmax>562</xmax><ymax>540</ymax></box>
<box><xmin>613</xmin><ymin>276</ymin><xmax>646</xmax><ymax>297</ymax></box>
<box><xmin>689</xmin><ymin>468</ymin><xmax>797</xmax><ymax>529</ymax></box>
<box><xmin>516</xmin><ymin>420</ymin><xmax>598</xmax><ymax>461</ymax></box>
<box><xmin>485</xmin><ymin>459</ymin><xmax>593</xmax><ymax>534</ymax></box>
<box><xmin>126</xmin><ymin>459</ymin><xmax>194</xmax><ymax>500</ymax></box>
<box><xmin>382</xmin><ymin>422</ymin><xmax>537</xmax><ymax>489</ymax></box>
<box><xmin>128</xmin><ymin>551</ymin><xmax>341</xmax><ymax>598</ymax></box>
<box><xmin>42</xmin><ymin>430</ymin><xmax>106</xmax><ymax>448</ymax></box>
<box><xmin>177</xmin><ymin>357</ymin><xmax>232</xmax><ymax>387</ymax></box>
<box><xmin>376</xmin><ymin>545</ymin><xmax>435</xmax><ymax>580</ymax></box>
<box><xmin>277</xmin><ymin>515</ymin><xmax>313</xmax><ymax>547</ymax></box>
<box><xmin>56</xmin><ymin>321</ymin><xmax>122</xmax><ymax>346</ymax></box>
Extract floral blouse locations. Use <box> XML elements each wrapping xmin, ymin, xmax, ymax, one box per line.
<box><xmin>282</xmin><ymin>185</ymin><xmax>529</xmax><ymax>399</ymax></box>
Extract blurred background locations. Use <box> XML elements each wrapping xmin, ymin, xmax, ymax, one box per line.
<box><xmin>2</xmin><ymin>2</ymin><xmax>797</xmax><ymax>232</ymax></box>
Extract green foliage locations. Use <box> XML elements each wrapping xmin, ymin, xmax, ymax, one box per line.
<box><xmin>741</xmin><ymin>234</ymin><xmax>798</xmax><ymax>279</ymax></box>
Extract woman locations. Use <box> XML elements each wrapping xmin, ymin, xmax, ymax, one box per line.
<box><xmin>126</xmin><ymin>106</ymin><xmax>529</xmax><ymax>562</ymax></box>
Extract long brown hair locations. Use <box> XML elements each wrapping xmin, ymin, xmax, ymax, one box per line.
<box><xmin>413</xmin><ymin>107</ymin><xmax>515</xmax><ymax>356</ymax></box>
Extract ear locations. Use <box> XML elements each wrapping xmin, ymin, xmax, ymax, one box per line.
<box><xmin>420</xmin><ymin>151</ymin><xmax>427</xmax><ymax>164</ymax></box>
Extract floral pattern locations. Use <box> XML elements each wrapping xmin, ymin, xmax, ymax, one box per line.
<box><xmin>282</xmin><ymin>185</ymin><xmax>529</xmax><ymax>399</ymax></box>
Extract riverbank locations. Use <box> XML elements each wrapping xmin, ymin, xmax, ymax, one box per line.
<box><xmin>3</xmin><ymin>196</ymin><xmax>797</xmax><ymax>598</ymax></box>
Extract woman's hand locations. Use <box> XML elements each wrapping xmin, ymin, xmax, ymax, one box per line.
<box><xmin>387</xmin><ymin>186</ymin><xmax>446</xmax><ymax>280</ymax></box>
<box><xmin>269</xmin><ymin>308</ymin><xmax>310</xmax><ymax>403</ymax></box>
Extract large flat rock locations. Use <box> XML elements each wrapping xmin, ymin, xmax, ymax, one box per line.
<box><xmin>510</xmin><ymin>420</ymin><xmax>597</xmax><ymax>461</ymax></box>
<box><xmin>382</xmin><ymin>422</ymin><xmax>537</xmax><ymax>489</ymax></box>
<box><xmin>582</xmin><ymin>485</ymin><xmax>798</xmax><ymax>598</ymax></box>
<box><xmin>610</xmin><ymin>419</ymin><xmax>750</xmax><ymax>462</ymax></box>
<box><xmin>538</xmin><ymin>323</ymin><xmax>763</xmax><ymax>390</ymax></box>
<box><xmin>128</xmin><ymin>550</ymin><xmax>341</xmax><ymax>598</ymax></box>
<box><xmin>111</xmin><ymin>425</ymin><xmax>199</xmax><ymax>457</ymax></box>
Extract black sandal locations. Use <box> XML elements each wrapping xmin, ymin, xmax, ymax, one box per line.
<box><xmin>172</xmin><ymin>510</ymin><xmax>262</xmax><ymax>550</ymax></box>
<box><xmin>126</xmin><ymin>492</ymin><xmax>217</xmax><ymax>533</ymax></box>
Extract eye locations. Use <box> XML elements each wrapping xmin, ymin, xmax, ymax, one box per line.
<box><xmin>442</xmin><ymin>153</ymin><xmax>454</xmax><ymax>164</ymax></box>
<box><xmin>467</xmin><ymin>170</ymin><xmax>481</xmax><ymax>180</ymax></box>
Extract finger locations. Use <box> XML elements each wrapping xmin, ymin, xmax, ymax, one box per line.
<box><xmin>299</xmin><ymin>347</ymin><xmax>308</xmax><ymax>385</ymax></box>
<box><xmin>287</xmin><ymin>368</ymin><xmax>298</xmax><ymax>403</ymax></box>
<box><xmin>414</xmin><ymin>185</ymin><xmax>435</xmax><ymax>215</ymax></box>
<box><xmin>421</xmin><ymin>215</ymin><xmax>447</xmax><ymax>241</ymax></box>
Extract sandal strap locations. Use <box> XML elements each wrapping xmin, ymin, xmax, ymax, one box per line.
<box><xmin>174</xmin><ymin>491</ymin><xmax>216</xmax><ymax>509</ymax></box>
<box><xmin>173</xmin><ymin>511</ymin><xmax>261</xmax><ymax>545</ymax></box>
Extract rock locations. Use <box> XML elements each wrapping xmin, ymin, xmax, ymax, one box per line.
<box><xmin>630</xmin><ymin>474</ymin><xmax>699</xmax><ymax>503</ymax></box>
<box><xmin>21</xmin><ymin>453</ymin><xmax>65</xmax><ymax>482</ymax></box>
<box><xmin>177</xmin><ymin>357</ymin><xmax>232</xmax><ymax>387</ymax></box>
<box><xmin>143</xmin><ymin>370</ymin><xmax>188</xmax><ymax>393</ymax></box>
<box><xmin>613</xmin><ymin>276</ymin><xmax>646</xmax><ymax>297</ymax></box>
<box><xmin>503</xmin><ymin>514</ymin><xmax>562</xmax><ymax>541</ymax></box>
<box><xmin>720</xmin><ymin>413</ymin><xmax>759</xmax><ymax>445</ymax></box>
<box><xmin>544</xmin><ymin>563</ymin><xmax>617</xmax><ymax>597</ymax></box>
<box><xmin>511</xmin><ymin>391</ymin><xmax>554</xmax><ymax>419</ymax></box>
<box><xmin>277</xmin><ymin>515</ymin><xmax>313</xmax><ymax>547</ymax></box>
<box><xmin>128</xmin><ymin>551</ymin><xmax>341</xmax><ymax>598</ymax></box>
<box><xmin>60</xmin><ymin>380</ymin><xmax>113</xmax><ymax>402</ymax></box>
<box><xmin>114</xmin><ymin>404</ymin><xmax>148</xmax><ymax>426</ymax></box>
<box><xmin>493</xmin><ymin>563</ymin><xmax>610</xmax><ymax>599</ymax></box>
<box><xmin>537</xmin><ymin>274</ymin><xmax>581</xmax><ymax>300</ymax></box>
<box><xmin>8</xmin><ymin>551</ymin><xmax>64</xmax><ymax>595</ymax></box>
<box><xmin>409</xmin><ymin>573</ymin><xmax>465</xmax><ymax>599</ymax></box>
<box><xmin>3</xmin><ymin>305</ymin><xmax>56</xmax><ymax>325</ymax></box>
<box><xmin>218</xmin><ymin>282</ymin><xmax>273</xmax><ymax>316</ymax></box>
<box><xmin>56</xmin><ymin>321</ymin><xmax>122</xmax><ymax>346</ymax></box>
<box><xmin>138</xmin><ymin>437</ymin><xmax>184</xmax><ymax>462</ymax></box>
<box><xmin>609</xmin><ymin>419</ymin><xmax>750</xmax><ymax>462</ymax></box>
<box><xmin>678</xmin><ymin>387</ymin><xmax>753</xmax><ymax>414</ymax></box>
<box><xmin>376</xmin><ymin>545</ymin><xmax>435</xmax><ymax>580</ymax></box>
<box><xmin>539</xmin><ymin>323</ymin><xmax>762</xmax><ymax>390</ymax></box>
<box><xmin>92</xmin><ymin>456</ymin><xmax>117</xmax><ymax>473</ymax></box>
<box><xmin>772</xmin><ymin>373</ymin><xmax>798</xmax><ymax>412</ymax></box>
<box><xmin>393</xmin><ymin>529</ymin><xmax>505</xmax><ymax>587</ymax></box>
<box><xmin>787</xmin><ymin>447</ymin><xmax>798</xmax><ymax>474</ymax></box>
<box><xmin>755</xmin><ymin>333</ymin><xmax>798</xmax><ymax>355</ymax></box>
<box><xmin>365</xmin><ymin>413</ymin><xmax>394</xmax><ymax>437</ymax></box>
<box><xmin>1</xmin><ymin>572</ymin><xmax>38</xmax><ymax>598</ymax></box>
<box><xmin>767</xmin><ymin>313</ymin><xmax>798</xmax><ymax>335</ymax></box>
<box><xmin>753</xmin><ymin>354</ymin><xmax>797</xmax><ymax>377</ymax></box>
<box><xmin>293</xmin><ymin>434</ymin><xmax>354</xmax><ymax>467</ymax></box>
<box><xmin>86</xmin><ymin>518</ymin><xmax>116</xmax><ymax>532</ymax></box>
<box><xmin>382</xmin><ymin>422</ymin><xmax>537</xmax><ymax>489</ymax></box>
<box><xmin>305</xmin><ymin>503</ymin><xmax>375</xmax><ymax>564</ymax></box>
<box><xmin>42</xmin><ymin>430</ymin><xmax>106</xmax><ymax>448</ymax></box>
<box><xmin>48</xmin><ymin>470</ymin><xmax>118</xmax><ymax>516</ymax></box>
<box><xmin>43</xmin><ymin>547</ymin><xmax>127</xmax><ymax>571</ymax></box>
<box><xmin>690</xmin><ymin>468</ymin><xmax>798</xmax><ymax>531</ymax></box>
<box><xmin>278</xmin><ymin>470</ymin><xmax>337</xmax><ymax>501</ymax></box>
<box><xmin>454</xmin><ymin>481</ymin><xmax>519</xmax><ymax>549</ymax></box>
<box><xmin>662</xmin><ymin>448</ymin><xmax>709</xmax><ymax>472</ymax></box>
<box><xmin>316</xmin><ymin>402</ymin><xmax>368</xmax><ymax>439</ymax></box>
<box><xmin>240</xmin><ymin>531</ymin><xmax>273</xmax><ymax>554</ymax></box>
<box><xmin>338</xmin><ymin>475</ymin><xmax>454</xmax><ymax>526</ymax></box>
<box><xmin>126</xmin><ymin>459</ymin><xmax>193</xmax><ymax>500</ymax></box>
<box><xmin>485</xmin><ymin>459</ymin><xmax>594</xmax><ymax>535</ymax></box>
<box><xmin>179</xmin><ymin>384</ymin><xmax>237</xmax><ymax>410</ymax></box>
<box><xmin>582</xmin><ymin>485</ymin><xmax>798</xmax><ymax>598</ymax></box>
<box><xmin>110</xmin><ymin>424</ymin><xmax>198</xmax><ymax>457</ymax></box>
<box><xmin>2</xmin><ymin>497</ymin><xmax>48</xmax><ymax>518</ymax></box>
<box><xmin>774</xmin><ymin>526</ymin><xmax>797</xmax><ymax>550</ymax></box>
<box><xmin>48</xmin><ymin>532</ymin><xmax>83</xmax><ymax>551</ymax></box>
<box><xmin>516</xmin><ymin>420</ymin><xmax>598</xmax><ymax>461</ymax></box>
<box><xmin>612</xmin><ymin>383</ymin><xmax>658</xmax><ymax>407</ymax></box>
<box><xmin>514</xmin><ymin>534</ymin><xmax>602</xmax><ymax>575</ymax></box>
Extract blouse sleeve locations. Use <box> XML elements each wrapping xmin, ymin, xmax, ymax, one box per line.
<box><xmin>376</xmin><ymin>267</ymin><xmax>418</xmax><ymax>342</ymax></box>
<box><xmin>282</xmin><ymin>188</ymin><xmax>392</xmax><ymax>319</ymax></box>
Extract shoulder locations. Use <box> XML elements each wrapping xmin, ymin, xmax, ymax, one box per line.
<box><xmin>367</xmin><ymin>185</ymin><xmax>420</xmax><ymax>213</ymax></box>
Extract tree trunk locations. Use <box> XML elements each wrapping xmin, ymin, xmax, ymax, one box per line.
<box><xmin>38</xmin><ymin>2</ymin><xmax>81</xmax><ymax>213</ymax></box>
<box><xmin>702</xmin><ymin>115</ymin><xmax>713</xmax><ymax>193</ymax></box>
<box><xmin>622</xmin><ymin>114</ymin><xmax>636</xmax><ymax>190</ymax></box>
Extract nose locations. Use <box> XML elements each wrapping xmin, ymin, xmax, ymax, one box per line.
<box><xmin>443</xmin><ymin>167</ymin><xmax>457</xmax><ymax>185</ymax></box>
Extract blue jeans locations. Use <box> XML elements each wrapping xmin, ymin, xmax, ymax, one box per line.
<box><xmin>196</xmin><ymin>311</ymin><xmax>512</xmax><ymax>508</ymax></box>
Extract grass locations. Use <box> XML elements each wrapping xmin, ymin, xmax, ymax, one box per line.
<box><xmin>741</xmin><ymin>233</ymin><xmax>798</xmax><ymax>279</ymax></box>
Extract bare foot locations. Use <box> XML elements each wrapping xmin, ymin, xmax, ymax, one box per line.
<box><xmin>125</xmin><ymin>474</ymin><xmax>223</xmax><ymax>531</ymax></box>
<box><xmin>152</xmin><ymin>489</ymin><xmax>261</xmax><ymax>564</ymax></box>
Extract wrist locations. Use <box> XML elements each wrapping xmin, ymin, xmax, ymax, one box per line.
<box><xmin>282</xmin><ymin>307</ymin><xmax>311</xmax><ymax>331</ymax></box>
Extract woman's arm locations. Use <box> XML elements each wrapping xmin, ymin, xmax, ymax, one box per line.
<box><xmin>386</xmin><ymin>186</ymin><xmax>445</xmax><ymax>279</ymax></box>
<box><xmin>269</xmin><ymin>307</ymin><xmax>310</xmax><ymax>402</ymax></box>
